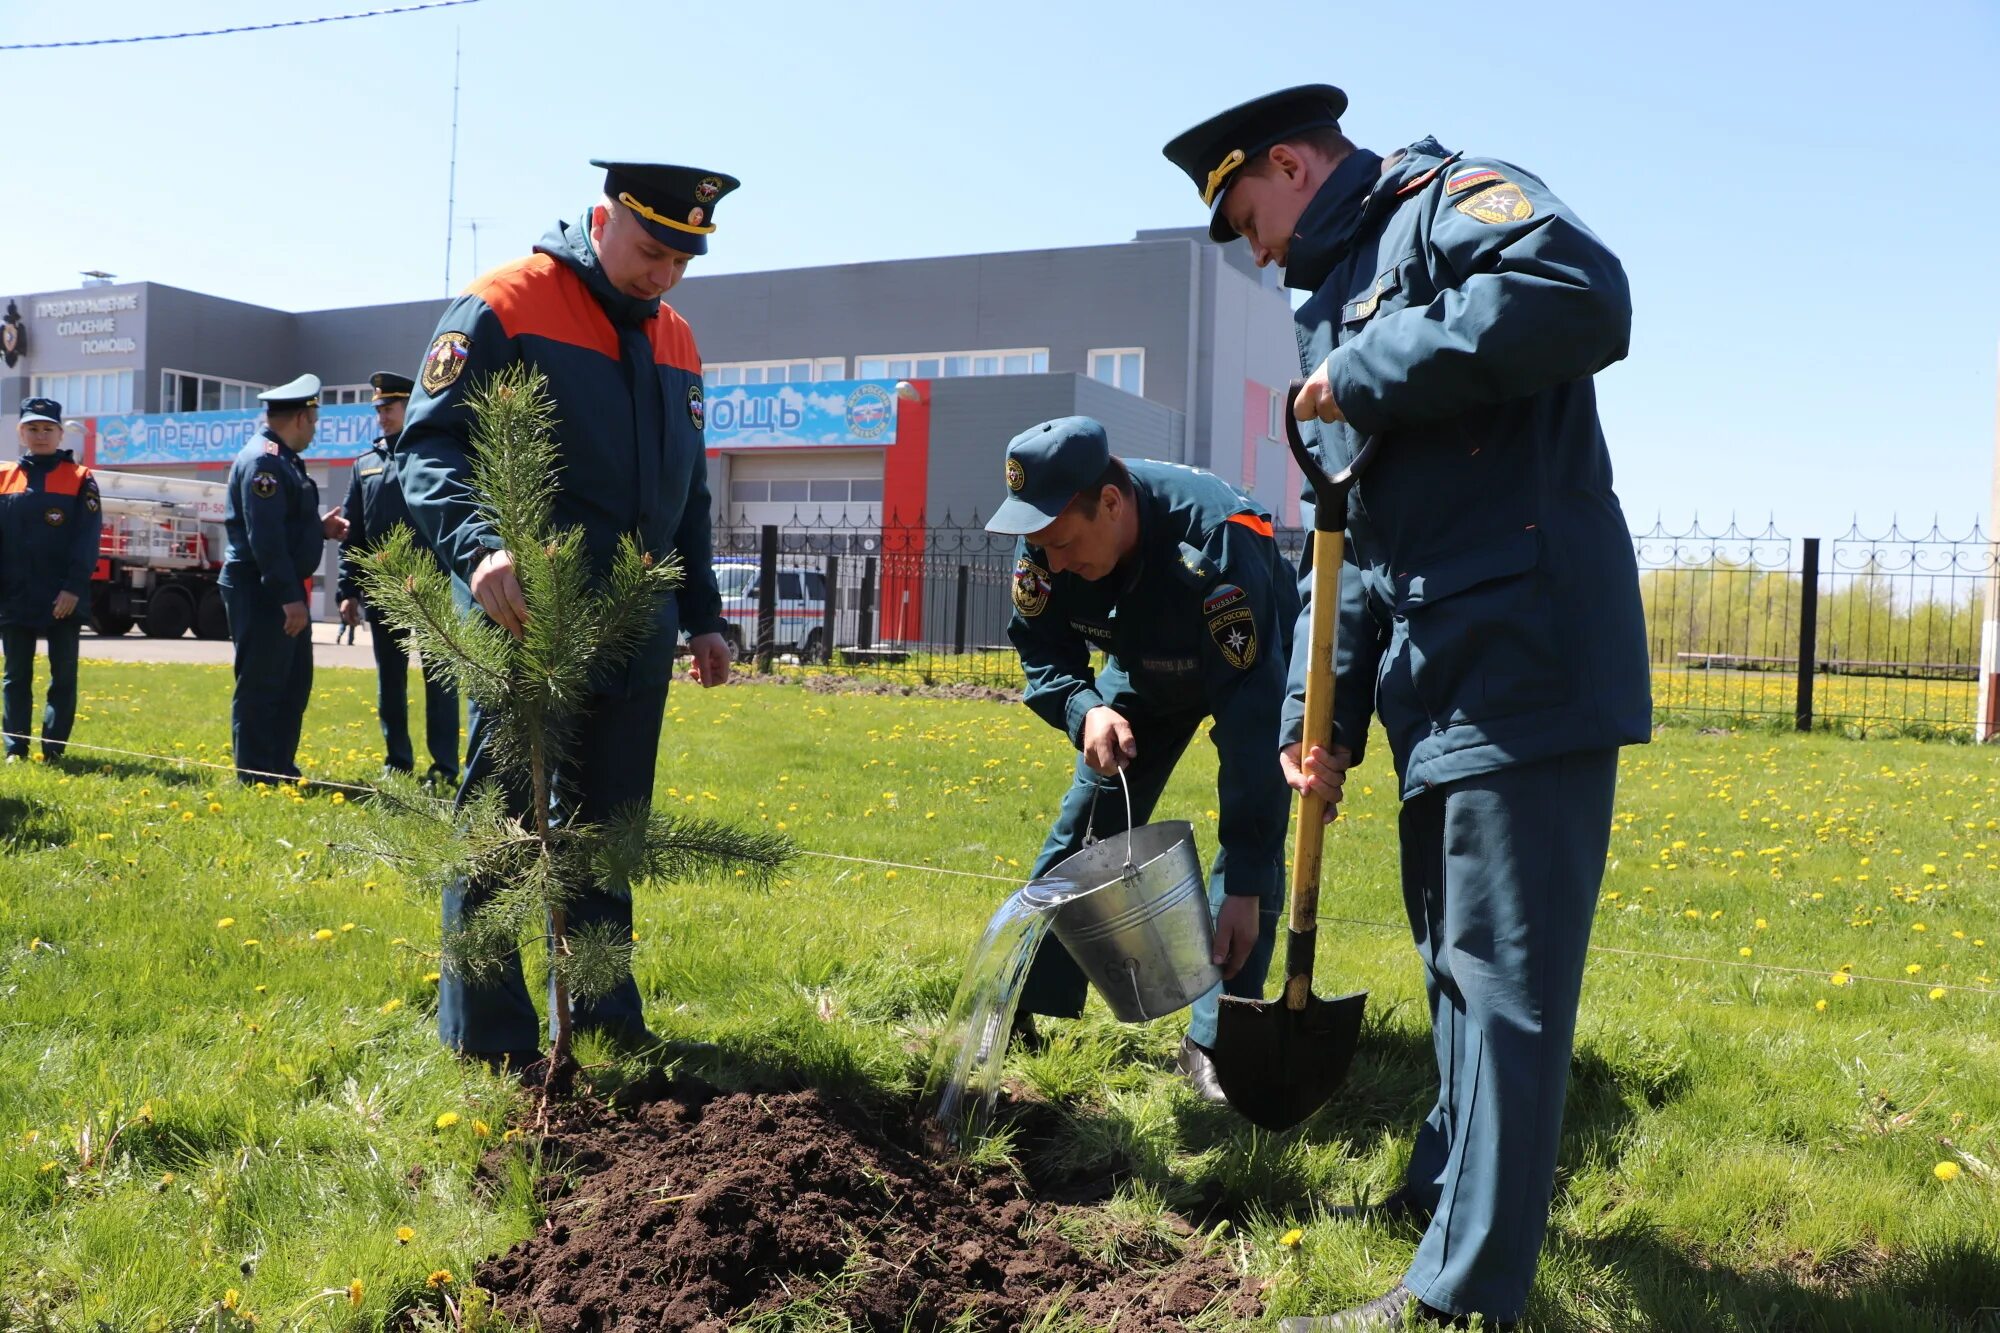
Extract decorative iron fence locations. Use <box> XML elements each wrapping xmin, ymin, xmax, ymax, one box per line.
<box><xmin>710</xmin><ymin>515</ymin><xmax>1998</xmax><ymax>738</ymax></box>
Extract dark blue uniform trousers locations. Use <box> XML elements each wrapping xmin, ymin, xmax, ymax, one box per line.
<box><xmin>1395</xmin><ymin>748</ymin><xmax>1619</xmax><ymax>1321</ymax></box>
<box><xmin>1</xmin><ymin>621</ymin><xmax>81</xmax><ymax>760</ymax></box>
<box><xmin>220</xmin><ymin>583</ymin><xmax>313</xmax><ymax>784</ymax></box>
<box><xmin>369</xmin><ymin>614</ymin><xmax>461</xmax><ymax>778</ymax></box>
<box><xmin>436</xmin><ymin>684</ymin><xmax>666</xmax><ymax>1053</ymax></box>
<box><xmin>1022</xmin><ymin>707</ymin><xmax>1283</xmax><ymax>1047</ymax></box>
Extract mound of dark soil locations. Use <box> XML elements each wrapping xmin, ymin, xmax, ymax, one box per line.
<box><xmin>477</xmin><ymin>1082</ymin><xmax>1259</xmax><ymax>1331</ymax></box>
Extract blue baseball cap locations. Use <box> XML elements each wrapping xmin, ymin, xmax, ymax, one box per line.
<box><xmin>985</xmin><ymin>416</ymin><xmax>1112</xmax><ymax>536</ymax></box>
<box><xmin>18</xmin><ymin>397</ymin><xmax>61</xmax><ymax>425</ymax></box>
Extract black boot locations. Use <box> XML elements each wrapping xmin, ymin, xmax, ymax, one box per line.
<box><xmin>1175</xmin><ymin>1036</ymin><xmax>1229</xmax><ymax>1104</ymax></box>
<box><xmin>1278</xmin><ymin>1283</ymin><xmax>1512</xmax><ymax>1332</ymax></box>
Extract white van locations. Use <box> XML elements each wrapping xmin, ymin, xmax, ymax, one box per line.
<box><xmin>714</xmin><ymin>560</ymin><xmax>841</xmax><ymax>661</ymax></box>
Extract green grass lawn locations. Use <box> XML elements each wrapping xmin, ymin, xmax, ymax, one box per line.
<box><xmin>2</xmin><ymin>662</ymin><xmax>1997</xmax><ymax>1331</ymax></box>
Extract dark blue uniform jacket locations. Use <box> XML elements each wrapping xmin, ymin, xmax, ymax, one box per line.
<box><xmin>337</xmin><ymin>434</ymin><xmax>440</xmax><ymax>607</ymax></box>
<box><xmin>221</xmin><ymin>430</ymin><xmax>323</xmax><ymax>602</ymax></box>
<box><xmin>0</xmin><ymin>451</ymin><xmax>101</xmax><ymax>628</ymax></box>
<box><xmin>1009</xmin><ymin>459</ymin><xmax>1299</xmax><ymax>900</ymax></box>
<box><xmin>1284</xmin><ymin>138</ymin><xmax>1652</xmax><ymax>798</ymax></box>
<box><xmin>394</xmin><ymin>214</ymin><xmax>724</xmax><ymax>692</ymax></box>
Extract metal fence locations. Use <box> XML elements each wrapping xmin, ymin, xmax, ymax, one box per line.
<box><xmin>711</xmin><ymin>515</ymin><xmax>1998</xmax><ymax>738</ymax></box>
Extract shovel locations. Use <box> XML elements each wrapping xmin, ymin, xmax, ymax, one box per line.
<box><xmin>1195</xmin><ymin>379</ymin><xmax>1374</xmax><ymax>1132</ymax></box>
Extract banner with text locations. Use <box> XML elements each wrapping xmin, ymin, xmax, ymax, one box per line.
<box><xmin>702</xmin><ymin>379</ymin><xmax>902</xmax><ymax>449</ymax></box>
<box><xmin>89</xmin><ymin>404</ymin><xmax>383</xmax><ymax>467</ymax></box>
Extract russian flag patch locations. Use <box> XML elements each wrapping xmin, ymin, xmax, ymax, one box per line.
<box><xmin>1445</xmin><ymin>167</ymin><xmax>1504</xmax><ymax>196</ymax></box>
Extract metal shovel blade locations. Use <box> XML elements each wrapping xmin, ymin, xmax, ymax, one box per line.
<box><xmin>1197</xmin><ymin>984</ymin><xmax>1368</xmax><ymax>1132</ymax></box>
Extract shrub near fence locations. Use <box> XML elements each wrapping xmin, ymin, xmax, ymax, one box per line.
<box><xmin>711</xmin><ymin>516</ymin><xmax>1998</xmax><ymax>737</ymax></box>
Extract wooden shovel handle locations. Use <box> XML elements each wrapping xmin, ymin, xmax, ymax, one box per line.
<box><xmin>1285</xmin><ymin>530</ymin><xmax>1342</xmax><ymax>1008</ymax></box>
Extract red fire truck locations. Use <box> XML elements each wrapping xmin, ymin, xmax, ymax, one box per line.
<box><xmin>87</xmin><ymin>470</ymin><xmax>231</xmax><ymax>639</ymax></box>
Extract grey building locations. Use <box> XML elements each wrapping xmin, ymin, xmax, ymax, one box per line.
<box><xmin>4</xmin><ymin>225</ymin><xmax>1298</xmax><ymax>528</ymax></box>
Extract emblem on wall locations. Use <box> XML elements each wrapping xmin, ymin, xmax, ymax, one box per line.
<box><xmin>1</xmin><ymin>301</ymin><xmax>25</xmax><ymax>368</ymax></box>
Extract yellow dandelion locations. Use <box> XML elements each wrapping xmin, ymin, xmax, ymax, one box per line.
<box><xmin>222</xmin><ymin>1289</ymin><xmax>240</xmax><ymax>1310</ymax></box>
<box><xmin>435</xmin><ymin>1112</ymin><xmax>460</xmax><ymax>1129</ymax></box>
<box><xmin>1906</xmin><ymin>964</ymin><xmax>1922</xmax><ymax>976</ymax></box>
<box><xmin>1929</xmin><ymin>987</ymin><xmax>1947</xmax><ymax>1001</ymax></box>
<box><xmin>1912</xmin><ymin>922</ymin><xmax>1928</xmax><ymax>933</ymax></box>
<box><xmin>1755</xmin><ymin>918</ymin><xmax>1768</xmax><ymax>929</ymax></box>
<box><xmin>472</xmin><ymin>1119</ymin><xmax>491</xmax><ymax>1138</ymax></box>
<box><xmin>502</xmin><ymin>1128</ymin><xmax>522</xmax><ymax>1143</ymax></box>
<box><xmin>1934</xmin><ymin>1161</ymin><xmax>1962</xmax><ymax>1182</ymax></box>
<box><xmin>424</xmin><ymin>971</ymin><xmax>441</xmax><ymax>984</ymax></box>
<box><xmin>241</xmin><ymin>938</ymin><xmax>260</xmax><ymax>948</ymax></box>
<box><xmin>180</xmin><ymin>810</ymin><xmax>194</xmax><ymax>822</ymax></box>
<box><xmin>1279</xmin><ymin>1228</ymin><xmax>1305</xmax><ymax>1247</ymax></box>
<box><xmin>216</xmin><ymin>917</ymin><xmax>236</xmax><ymax>929</ymax></box>
<box><xmin>253</xmin><ymin>984</ymin><xmax>267</xmax><ymax>994</ymax></box>
<box><xmin>314</xmin><ymin>929</ymin><xmax>335</xmax><ymax>942</ymax></box>
<box><xmin>1829</xmin><ymin>972</ymin><xmax>1850</xmax><ymax>986</ymax></box>
<box><xmin>1739</xmin><ymin>947</ymin><xmax>1753</xmax><ymax>958</ymax></box>
<box><xmin>330</xmin><ymin>792</ymin><xmax>346</xmax><ymax>805</ymax></box>
<box><xmin>395</xmin><ymin>1226</ymin><xmax>415</xmax><ymax>1244</ymax></box>
<box><xmin>426</xmin><ymin>1269</ymin><xmax>453</xmax><ymax>1289</ymax></box>
<box><xmin>209</xmin><ymin>803</ymin><xmax>223</xmax><ymax>814</ymax></box>
<box><xmin>95</xmin><ymin>832</ymin><xmax>113</xmax><ymax>841</ymax></box>
<box><xmin>1814</xmin><ymin>999</ymin><xmax>1828</xmax><ymax>1012</ymax></box>
<box><xmin>379</xmin><ymin>999</ymin><xmax>402</xmax><ymax>1015</ymax></box>
<box><xmin>340</xmin><ymin>922</ymin><xmax>355</xmax><ymax>933</ymax></box>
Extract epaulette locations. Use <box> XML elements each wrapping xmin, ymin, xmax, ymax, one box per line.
<box><xmin>1397</xmin><ymin>152</ymin><xmax>1464</xmax><ymax>198</ymax></box>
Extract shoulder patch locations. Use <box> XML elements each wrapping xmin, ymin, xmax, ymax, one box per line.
<box><xmin>1445</xmin><ymin>166</ymin><xmax>1504</xmax><ymax>196</ymax></box>
<box><xmin>262</xmin><ymin>442</ymin><xmax>281</xmax><ymax>455</ymax></box>
<box><xmin>1207</xmin><ymin>605</ymin><xmax>1257</xmax><ymax>670</ymax></box>
<box><xmin>1454</xmin><ymin>182</ymin><xmax>1535</xmax><ymax>225</ymax></box>
<box><xmin>688</xmin><ymin>383</ymin><xmax>705</xmax><ymax>430</ymax></box>
<box><xmin>1012</xmin><ymin>556</ymin><xmax>1050</xmax><ymax>617</ymax></box>
<box><xmin>251</xmin><ymin>472</ymin><xmax>281</xmax><ymax>499</ymax></box>
<box><xmin>1203</xmin><ymin>582</ymin><xmax>1246</xmax><ymax>615</ymax></box>
<box><xmin>421</xmin><ymin>331</ymin><xmax>472</xmax><ymax>394</ymax></box>
<box><xmin>82</xmin><ymin>479</ymin><xmax>99</xmax><ymax>513</ymax></box>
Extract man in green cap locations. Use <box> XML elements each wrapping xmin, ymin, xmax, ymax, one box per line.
<box><xmin>1164</xmin><ymin>85</ymin><xmax>1649</xmax><ymax>1329</ymax></box>
<box><xmin>989</xmin><ymin>415</ymin><xmax>1297</xmax><ymax>1102</ymax></box>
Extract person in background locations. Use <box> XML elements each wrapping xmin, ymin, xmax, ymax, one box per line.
<box><xmin>0</xmin><ymin>398</ymin><xmax>101</xmax><ymax>763</ymax></box>
<box><xmin>338</xmin><ymin>370</ymin><xmax>460</xmax><ymax>785</ymax></box>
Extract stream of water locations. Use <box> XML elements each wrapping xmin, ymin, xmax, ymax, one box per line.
<box><xmin>926</xmin><ymin>878</ymin><xmax>1087</xmax><ymax>1144</ymax></box>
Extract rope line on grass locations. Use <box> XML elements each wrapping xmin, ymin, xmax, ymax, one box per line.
<box><xmin>1</xmin><ymin>728</ymin><xmax>408</xmax><ymax>799</ymax></box>
<box><xmin>11</xmin><ymin>729</ymin><xmax>1995</xmax><ymax>998</ymax></box>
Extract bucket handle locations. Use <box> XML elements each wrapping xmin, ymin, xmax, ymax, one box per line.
<box><xmin>1081</xmin><ymin>767</ymin><xmax>1139</xmax><ymax>878</ymax></box>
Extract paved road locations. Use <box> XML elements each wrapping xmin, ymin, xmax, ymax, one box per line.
<box><xmin>77</xmin><ymin>621</ymin><xmax>381</xmax><ymax>670</ymax></box>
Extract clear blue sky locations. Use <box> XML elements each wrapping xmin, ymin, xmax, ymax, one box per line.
<box><xmin>3</xmin><ymin>0</ymin><xmax>1994</xmax><ymax>536</ymax></box>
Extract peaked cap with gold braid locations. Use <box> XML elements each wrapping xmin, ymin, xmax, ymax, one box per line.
<box><xmin>590</xmin><ymin>159</ymin><xmax>742</xmax><ymax>256</ymax></box>
<box><xmin>1161</xmin><ymin>84</ymin><xmax>1347</xmax><ymax>243</ymax></box>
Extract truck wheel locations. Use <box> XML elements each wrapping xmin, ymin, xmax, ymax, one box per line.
<box><xmin>801</xmin><ymin>628</ymin><xmax>827</xmax><ymax>663</ymax></box>
<box><xmin>195</xmin><ymin>586</ymin><xmax>230</xmax><ymax>640</ymax></box>
<box><xmin>90</xmin><ymin>588</ymin><xmax>134</xmax><ymax>637</ymax></box>
<box><xmin>143</xmin><ymin>586</ymin><xmax>195</xmax><ymax>639</ymax></box>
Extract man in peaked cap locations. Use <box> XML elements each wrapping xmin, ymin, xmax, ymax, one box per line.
<box><xmin>1166</xmin><ymin>87</ymin><xmax>1648</xmax><ymax>1329</ymax></box>
<box><xmin>396</xmin><ymin>158</ymin><xmax>739</xmax><ymax>1073</ymax></box>
<box><xmin>338</xmin><ymin>371</ymin><xmax>461</xmax><ymax>786</ymax></box>
<box><xmin>990</xmin><ymin>416</ymin><xmax>1297</xmax><ymax>1103</ymax></box>
<box><xmin>0</xmin><ymin>398</ymin><xmax>100</xmax><ymax>763</ymax></box>
<box><xmin>219</xmin><ymin>374</ymin><xmax>350</xmax><ymax>784</ymax></box>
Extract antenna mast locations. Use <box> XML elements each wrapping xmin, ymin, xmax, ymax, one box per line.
<box><xmin>443</xmin><ymin>28</ymin><xmax>461</xmax><ymax>294</ymax></box>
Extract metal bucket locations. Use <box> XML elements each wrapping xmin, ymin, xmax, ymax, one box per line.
<box><xmin>1024</xmin><ymin>821</ymin><xmax>1219</xmax><ymax>1023</ymax></box>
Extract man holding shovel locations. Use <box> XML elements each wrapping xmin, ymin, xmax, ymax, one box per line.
<box><xmin>1164</xmin><ymin>86</ymin><xmax>1650</xmax><ymax>1329</ymax></box>
<box><xmin>988</xmin><ymin>417</ymin><xmax>1297</xmax><ymax>1103</ymax></box>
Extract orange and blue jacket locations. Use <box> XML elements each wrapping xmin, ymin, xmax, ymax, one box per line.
<box><xmin>395</xmin><ymin>214</ymin><xmax>722</xmax><ymax>690</ymax></box>
<box><xmin>0</xmin><ymin>450</ymin><xmax>101</xmax><ymax>628</ymax></box>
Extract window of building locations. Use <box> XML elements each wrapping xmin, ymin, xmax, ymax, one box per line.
<box><xmin>726</xmin><ymin>477</ymin><xmax>881</xmax><ymax>506</ymax></box>
<box><xmin>32</xmin><ymin>369</ymin><xmax>136</xmax><ymax>415</ymax></box>
<box><xmin>702</xmin><ymin>357</ymin><xmax>845</xmax><ymax>387</ymax></box>
<box><xmin>1088</xmin><ymin>348</ymin><xmax>1145</xmax><ymax>396</ymax></box>
<box><xmin>854</xmin><ymin>348</ymin><xmax>1048</xmax><ymax>380</ymax></box>
<box><xmin>160</xmin><ymin>370</ymin><xmax>267</xmax><ymax>414</ymax></box>
<box><xmin>319</xmin><ymin>384</ymin><xmax>372</xmax><ymax>405</ymax></box>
